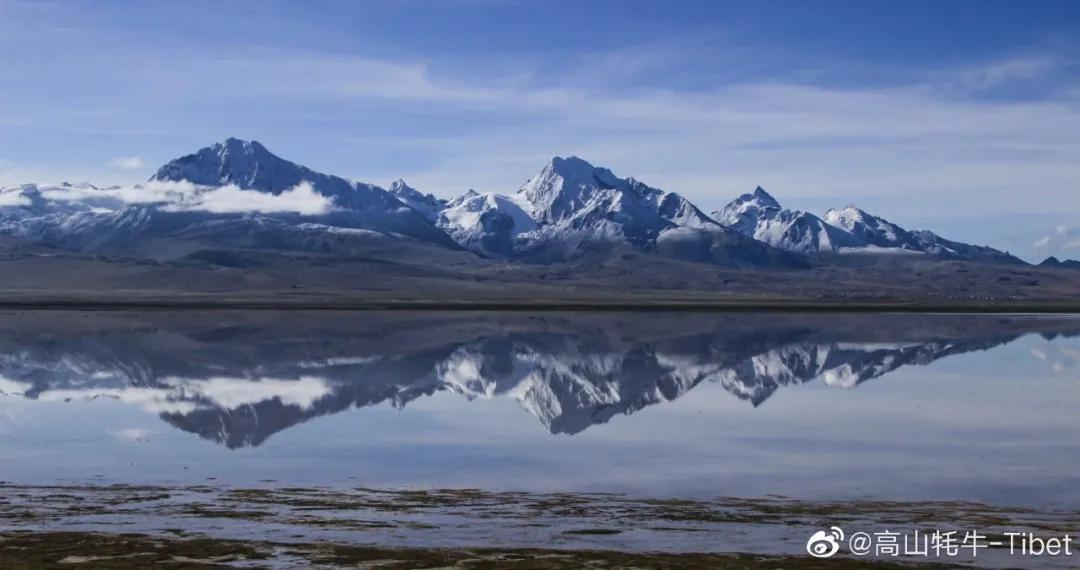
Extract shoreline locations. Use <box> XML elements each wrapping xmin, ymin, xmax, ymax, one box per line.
<box><xmin>0</xmin><ymin>531</ymin><xmax>945</xmax><ymax>569</ymax></box>
<box><xmin>0</xmin><ymin>297</ymin><xmax>1079</xmax><ymax>313</ymax></box>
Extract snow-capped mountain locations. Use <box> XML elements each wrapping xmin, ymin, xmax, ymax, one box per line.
<box><xmin>387</xmin><ymin>179</ymin><xmax>446</xmax><ymax>222</ymax></box>
<box><xmin>437</xmin><ymin>189</ymin><xmax>537</xmax><ymax>257</ymax></box>
<box><xmin>713</xmin><ymin>188</ymin><xmax>1024</xmax><ymax>263</ymax></box>
<box><xmin>822</xmin><ymin>205</ymin><xmax>927</xmax><ymax>251</ymax></box>
<box><xmin>0</xmin><ymin>139</ymin><xmax>462</xmax><ymax>258</ymax></box>
<box><xmin>713</xmin><ymin>188</ymin><xmax>863</xmax><ymax>255</ymax></box>
<box><xmin>437</xmin><ymin>156</ymin><xmax>803</xmax><ymax>267</ymax></box>
<box><xmin>149</xmin><ymin>138</ymin><xmax>456</xmax><ymax>245</ymax></box>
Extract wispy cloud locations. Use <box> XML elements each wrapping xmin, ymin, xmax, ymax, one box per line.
<box><xmin>172</xmin><ymin>181</ymin><xmax>333</xmax><ymax>215</ymax></box>
<box><xmin>0</xmin><ymin>3</ymin><xmax>1078</xmax><ymax>262</ymax></box>
<box><xmin>7</xmin><ymin>179</ymin><xmax>335</xmax><ymax>215</ymax></box>
<box><xmin>952</xmin><ymin>56</ymin><xmax>1058</xmax><ymax>91</ymax></box>
<box><xmin>107</xmin><ymin>156</ymin><xmax>146</xmax><ymax>170</ymax></box>
<box><xmin>1033</xmin><ymin>225</ymin><xmax>1080</xmax><ymax>254</ymax></box>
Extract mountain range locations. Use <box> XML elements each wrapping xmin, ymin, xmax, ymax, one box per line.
<box><xmin>0</xmin><ymin>138</ymin><xmax>1035</xmax><ymax>271</ymax></box>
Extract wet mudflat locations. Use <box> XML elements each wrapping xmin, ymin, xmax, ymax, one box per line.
<box><xmin>0</xmin><ymin>484</ymin><xmax>1076</xmax><ymax>567</ymax></box>
<box><xmin>2</xmin><ymin>530</ymin><xmax>955</xmax><ymax>569</ymax></box>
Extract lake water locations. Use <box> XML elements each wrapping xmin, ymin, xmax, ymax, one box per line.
<box><xmin>2</xmin><ymin>310</ymin><xmax>1079</xmax><ymax>565</ymax></box>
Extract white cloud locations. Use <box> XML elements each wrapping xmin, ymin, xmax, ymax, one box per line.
<box><xmin>161</xmin><ymin>376</ymin><xmax>333</xmax><ymax>410</ymax></box>
<box><xmin>954</xmin><ymin>56</ymin><xmax>1057</xmax><ymax>91</ymax></box>
<box><xmin>11</xmin><ymin>179</ymin><xmax>199</xmax><ymax>209</ymax></box>
<box><xmin>111</xmin><ymin>179</ymin><xmax>199</xmax><ymax>203</ymax></box>
<box><xmin>12</xmin><ymin>375</ymin><xmax>334</xmax><ymax>418</ymax></box>
<box><xmin>25</xmin><ymin>179</ymin><xmax>334</xmax><ymax>216</ymax></box>
<box><xmin>0</xmin><ymin>17</ymin><xmax>1078</xmax><ymax>261</ymax></box>
<box><xmin>34</xmin><ymin>386</ymin><xmax>198</xmax><ymax>415</ymax></box>
<box><xmin>1030</xmin><ymin>226</ymin><xmax>1080</xmax><ymax>255</ymax></box>
<box><xmin>362</xmin><ymin>57</ymin><xmax>1080</xmax><ymax>223</ymax></box>
<box><xmin>107</xmin><ymin>156</ymin><xmax>146</xmax><ymax>170</ymax></box>
<box><xmin>170</xmin><ymin>181</ymin><xmax>333</xmax><ymax>215</ymax></box>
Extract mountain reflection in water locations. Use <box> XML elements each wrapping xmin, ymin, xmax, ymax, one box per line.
<box><xmin>1</xmin><ymin>311</ymin><xmax>1077</xmax><ymax>449</ymax></box>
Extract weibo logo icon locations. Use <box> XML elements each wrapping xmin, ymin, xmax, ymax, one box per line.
<box><xmin>806</xmin><ymin>526</ymin><xmax>844</xmax><ymax>558</ymax></box>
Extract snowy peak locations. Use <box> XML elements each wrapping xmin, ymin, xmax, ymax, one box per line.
<box><xmin>517</xmin><ymin>155</ymin><xmax>717</xmax><ymax>230</ymax></box>
<box><xmin>713</xmin><ymin>189</ymin><xmax>862</xmax><ymax>256</ymax></box>
<box><xmin>151</xmin><ymin>137</ymin><xmax>376</xmax><ymax>205</ymax></box>
<box><xmin>388</xmin><ymin>179</ymin><xmax>446</xmax><ymax>222</ymax></box>
<box><xmin>434</xmin><ymin>157</ymin><xmax>800</xmax><ymax>268</ymax></box>
<box><xmin>436</xmin><ymin>190</ymin><xmax>536</xmax><ymax>257</ymax></box>
<box><xmin>547</xmin><ymin>155</ymin><xmax>621</xmax><ymax>188</ymax></box>
<box><xmin>389</xmin><ymin>178</ymin><xmax>417</xmax><ymax>195</ymax></box>
<box><xmin>517</xmin><ymin>155</ymin><xmax>624</xmax><ymax>223</ymax></box>
<box><xmin>152</xmin><ymin>138</ymin><xmax>303</xmax><ymax>192</ymax></box>
<box><xmin>446</xmin><ymin>189</ymin><xmax>480</xmax><ymax>208</ymax></box>
<box><xmin>822</xmin><ymin>205</ymin><xmax>920</xmax><ymax>250</ymax></box>
<box><xmin>822</xmin><ymin>205</ymin><xmax>871</xmax><ymax>231</ymax></box>
<box><xmin>750</xmin><ymin>186</ymin><xmax>781</xmax><ymax>209</ymax></box>
<box><xmin>713</xmin><ymin>185</ymin><xmax>783</xmax><ymax>234</ymax></box>
<box><xmin>725</xmin><ymin>186</ymin><xmax>781</xmax><ymax>211</ymax></box>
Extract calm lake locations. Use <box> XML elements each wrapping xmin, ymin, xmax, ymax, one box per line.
<box><xmin>2</xmin><ymin>310</ymin><xmax>1079</xmax><ymax>565</ymax></box>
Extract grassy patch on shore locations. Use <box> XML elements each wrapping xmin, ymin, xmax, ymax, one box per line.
<box><xmin>0</xmin><ymin>531</ymin><xmax>956</xmax><ymax>569</ymax></box>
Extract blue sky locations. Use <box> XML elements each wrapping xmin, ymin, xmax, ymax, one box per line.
<box><xmin>1</xmin><ymin>0</ymin><xmax>1079</xmax><ymax>261</ymax></box>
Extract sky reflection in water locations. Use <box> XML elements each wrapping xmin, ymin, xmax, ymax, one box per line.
<box><xmin>0</xmin><ymin>311</ymin><xmax>1078</xmax><ymax>508</ymax></box>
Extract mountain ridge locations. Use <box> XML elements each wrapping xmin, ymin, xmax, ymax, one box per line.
<box><xmin>713</xmin><ymin>187</ymin><xmax>1024</xmax><ymax>264</ymax></box>
<box><xmin>435</xmin><ymin>155</ymin><xmax>805</xmax><ymax>268</ymax></box>
<box><xmin>0</xmin><ymin>138</ymin><xmax>1045</xmax><ymax>272</ymax></box>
